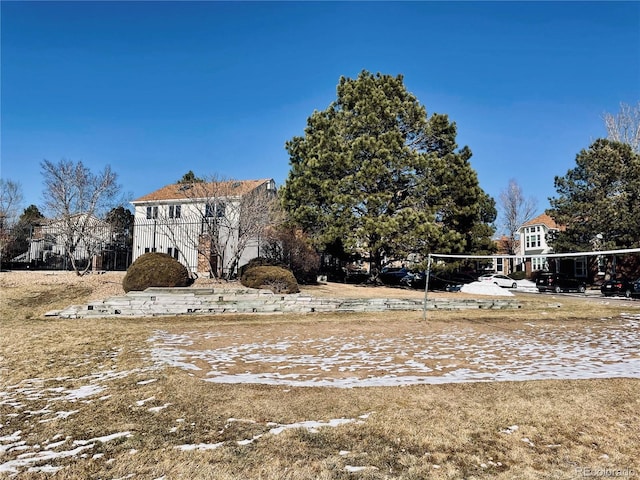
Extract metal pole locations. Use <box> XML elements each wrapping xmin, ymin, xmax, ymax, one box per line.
<box><xmin>422</xmin><ymin>254</ymin><xmax>433</xmax><ymax>321</ymax></box>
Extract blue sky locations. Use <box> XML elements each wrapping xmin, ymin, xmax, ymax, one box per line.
<box><xmin>2</xmin><ymin>1</ymin><xmax>639</xmax><ymax>230</ymax></box>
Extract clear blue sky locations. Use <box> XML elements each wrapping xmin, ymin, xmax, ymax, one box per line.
<box><xmin>2</xmin><ymin>1</ymin><xmax>639</xmax><ymax>228</ymax></box>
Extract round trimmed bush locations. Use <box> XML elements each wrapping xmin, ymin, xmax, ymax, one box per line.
<box><xmin>238</xmin><ymin>257</ymin><xmax>283</xmax><ymax>278</ymax></box>
<box><xmin>240</xmin><ymin>266</ymin><xmax>299</xmax><ymax>294</ymax></box>
<box><xmin>123</xmin><ymin>252</ymin><xmax>193</xmax><ymax>293</ymax></box>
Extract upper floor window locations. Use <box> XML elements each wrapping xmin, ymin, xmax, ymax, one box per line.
<box><xmin>169</xmin><ymin>205</ymin><xmax>181</xmax><ymax>219</ymax></box>
<box><xmin>146</xmin><ymin>206</ymin><xmax>158</xmax><ymax>219</ymax></box>
<box><xmin>205</xmin><ymin>202</ymin><xmax>226</xmax><ymax>218</ymax></box>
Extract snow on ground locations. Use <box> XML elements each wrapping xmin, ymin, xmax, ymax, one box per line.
<box><xmin>174</xmin><ymin>414</ymin><xmax>372</xmax><ymax>452</ymax></box>
<box><xmin>2</xmin><ymin>312</ymin><xmax>639</xmax><ymax>475</ymax></box>
<box><xmin>149</xmin><ymin>314</ymin><xmax>640</xmax><ymax>388</ymax></box>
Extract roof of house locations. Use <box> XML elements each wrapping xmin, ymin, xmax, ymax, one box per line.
<box><xmin>521</xmin><ymin>213</ymin><xmax>562</xmax><ymax>230</ymax></box>
<box><xmin>131</xmin><ymin>179</ymin><xmax>273</xmax><ymax>204</ymax></box>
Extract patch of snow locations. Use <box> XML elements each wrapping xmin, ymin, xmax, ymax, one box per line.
<box><xmin>148</xmin><ymin>403</ymin><xmax>171</xmax><ymax>413</ymax></box>
<box><xmin>521</xmin><ymin>437</ymin><xmax>535</xmax><ymax>447</ymax></box>
<box><xmin>268</xmin><ymin>418</ymin><xmax>359</xmax><ymax>436</ymax></box>
<box><xmin>52</xmin><ymin>384</ymin><xmax>105</xmax><ymax>401</ymax></box>
<box><xmin>345</xmin><ymin>465</ymin><xmax>367</xmax><ymax>472</ymax></box>
<box><xmin>500</xmin><ymin>425</ymin><xmax>519</xmax><ymax>435</ymax></box>
<box><xmin>148</xmin><ymin>317</ymin><xmax>640</xmax><ymax>387</ymax></box>
<box><xmin>461</xmin><ymin>282</ymin><xmax>514</xmax><ymax>296</ymax></box>
<box><xmin>175</xmin><ymin>442</ymin><xmax>225</xmax><ymax>451</ymax></box>
<box><xmin>136</xmin><ymin>378</ymin><xmax>158</xmax><ymax>385</ymax></box>
<box><xmin>73</xmin><ymin>431</ymin><xmax>131</xmax><ymax>446</ymax></box>
<box><xmin>0</xmin><ymin>444</ymin><xmax>95</xmax><ymax>474</ymax></box>
<box><xmin>27</xmin><ymin>464</ymin><xmax>64</xmax><ymax>473</ymax></box>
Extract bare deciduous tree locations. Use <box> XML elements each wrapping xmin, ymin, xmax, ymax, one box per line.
<box><xmin>0</xmin><ymin>179</ymin><xmax>24</xmax><ymax>263</ymax></box>
<box><xmin>498</xmin><ymin>179</ymin><xmax>537</xmax><ymax>257</ymax></box>
<box><xmin>41</xmin><ymin>159</ymin><xmax>120</xmax><ymax>275</ymax></box>
<box><xmin>603</xmin><ymin>101</ymin><xmax>640</xmax><ymax>153</ymax></box>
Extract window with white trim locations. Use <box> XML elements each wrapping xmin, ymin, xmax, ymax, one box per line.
<box><xmin>146</xmin><ymin>206</ymin><xmax>158</xmax><ymax>219</ymax></box>
<box><xmin>169</xmin><ymin>205</ymin><xmax>181</xmax><ymax>219</ymax></box>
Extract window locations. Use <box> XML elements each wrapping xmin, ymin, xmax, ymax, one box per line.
<box><xmin>532</xmin><ymin>257</ymin><xmax>545</xmax><ymax>271</ymax></box>
<box><xmin>146</xmin><ymin>206</ymin><xmax>158</xmax><ymax>219</ymax></box>
<box><xmin>575</xmin><ymin>258</ymin><xmax>587</xmax><ymax>278</ymax></box>
<box><xmin>216</xmin><ymin>202</ymin><xmax>225</xmax><ymax>218</ymax></box>
<box><xmin>205</xmin><ymin>202</ymin><xmax>225</xmax><ymax>219</ymax></box>
<box><xmin>169</xmin><ymin>205</ymin><xmax>181</xmax><ymax>219</ymax></box>
<box><xmin>205</xmin><ymin>203</ymin><xmax>215</xmax><ymax>218</ymax></box>
<box><xmin>598</xmin><ymin>255</ymin><xmax>606</xmax><ymax>274</ymax></box>
<box><xmin>167</xmin><ymin>247</ymin><xmax>179</xmax><ymax>260</ymax></box>
<box><xmin>496</xmin><ymin>258</ymin><xmax>503</xmax><ymax>272</ymax></box>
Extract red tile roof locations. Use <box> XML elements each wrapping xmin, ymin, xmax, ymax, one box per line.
<box><xmin>522</xmin><ymin>213</ymin><xmax>562</xmax><ymax>230</ymax></box>
<box><xmin>132</xmin><ymin>179</ymin><xmax>272</xmax><ymax>203</ymax></box>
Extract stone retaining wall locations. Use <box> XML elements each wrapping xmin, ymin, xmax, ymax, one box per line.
<box><xmin>48</xmin><ymin>287</ymin><xmax>521</xmax><ymax>319</ymax></box>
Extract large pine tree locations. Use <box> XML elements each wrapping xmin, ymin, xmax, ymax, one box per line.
<box><xmin>548</xmin><ymin>138</ymin><xmax>640</xmax><ymax>251</ymax></box>
<box><xmin>281</xmin><ymin>71</ymin><xmax>495</xmax><ymax>271</ymax></box>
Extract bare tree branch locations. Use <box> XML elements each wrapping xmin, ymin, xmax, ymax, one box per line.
<box><xmin>498</xmin><ymin>179</ymin><xmax>538</xmax><ymax>255</ymax></box>
<box><xmin>0</xmin><ymin>179</ymin><xmax>24</xmax><ymax>263</ymax></box>
<box><xmin>603</xmin><ymin>101</ymin><xmax>640</xmax><ymax>153</ymax></box>
<box><xmin>40</xmin><ymin>159</ymin><xmax>120</xmax><ymax>275</ymax></box>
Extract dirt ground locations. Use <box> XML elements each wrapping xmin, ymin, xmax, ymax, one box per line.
<box><xmin>0</xmin><ymin>270</ymin><xmax>452</xmax><ymax>302</ymax></box>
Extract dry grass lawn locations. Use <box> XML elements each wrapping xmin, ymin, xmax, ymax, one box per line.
<box><xmin>1</xmin><ymin>271</ymin><xmax>639</xmax><ymax>479</ymax></box>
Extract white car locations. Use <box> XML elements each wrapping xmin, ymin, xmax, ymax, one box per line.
<box><xmin>478</xmin><ymin>274</ymin><xmax>518</xmax><ymax>289</ymax></box>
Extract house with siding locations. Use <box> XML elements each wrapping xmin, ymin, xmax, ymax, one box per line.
<box><xmin>516</xmin><ymin>213</ymin><xmax>589</xmax><ymax>278</ymax></box>
<box><xmin>131</xmin><ymin>178</ymin><xmax>276</xmax><ymax>278</ymax></box>
<box><xmin>27</xmin><ymin>214</ymin><xmax>113</xmax><ymax>270</ymax></box>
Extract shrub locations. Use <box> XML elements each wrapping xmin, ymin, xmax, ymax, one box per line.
<box><xmin>122</xmin><ymin>252</ymin><xmax>193</xmax><ymax>293</ymax></box>
<box><xmin>261</xmin><ymin>226</ymin><xmax>320</xmax><ymax>284</ymax></box>
<box><xmin>240</xmin><ymin>266</ymin><xmax>300</xmax><ymax>294</ymax></box>
<box><xmin>238</xmin><ymin>257</ymin><xmax>284</xmax><ymax>278</ymax></box>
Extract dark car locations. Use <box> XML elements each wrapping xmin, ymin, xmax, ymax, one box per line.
<box><xmin>601</xmin><ymin>277</ymin><xmax>640</xmax><ymax>298</ymax></box>
<box><xmin>536</xmin><ymin>272</ymin><xmax>586</xmax><ymax>293</ymax></box>
<box><xmin>408</xmin><ymin>271</ymin><xmax>476</xmax><ymax>291</ymax></box>
<box><xmin>378</xmin><ymin>267</ymin><xmax>411</xmax><ymax>286</ymax></box>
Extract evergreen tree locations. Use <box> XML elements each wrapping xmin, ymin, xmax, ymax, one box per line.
<box><xmin>548</xmin><ymin>139</ymin><xmax>640</xmax><ymax>251</ymax></box>
<box><xmin>281</xmin><ymin>70</ymin><xmax>495</xmax><ymax>271</ymax></box>
<box><xmin>3</xmin><ymin>205</ymin><xmax>44</xmax><ymax>263</ymax></box>
<box><xmin>20</xmin><ymin>204</ymin><xmax>44</xmax><ymax>224</ymax></box>
<box><xmin>178</xmin><ymin>170</ymin><xmax>205</xmax><ymax>184</ymax></box>
<box><xmin>105</xmin><ymin>206</ymin><xmax>134</xmax><ymax>247</ymax></box>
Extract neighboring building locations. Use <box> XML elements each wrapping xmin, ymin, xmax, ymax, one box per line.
<box><xmin>27</xmin><ymin>214</ymin><xmax>113</xmax><ymax>270</ymax></box>
<box><xmin>517</xmin><ymin>213</ymin><xmax>558</xmax><ymax>275</ymax></box>
<box><xmin>516</xmin><ymin>213</ymin><xmax>589</xmax><ymax>278</ymax></box>
<box><xmin>130</xmin><ymin>178</ymin><xmax>276</xmax><ymax>278</ymax></box>
<box><xmin>492</xmin><ymin>236</ymin><xmax>511</xmax><ymax>275</ymax></box>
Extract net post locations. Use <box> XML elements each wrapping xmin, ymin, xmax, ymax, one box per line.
<box><xmin>422</xmin><ymin>254</ymin><xmax>432</xmax><ymax>321</ymax></box>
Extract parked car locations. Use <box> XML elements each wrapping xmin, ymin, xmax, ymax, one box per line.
<box><xmin>600</xmin><ymin>277</ymin><xmax>640</xmax><ymax>298</ymax></box>
<box><xmin>478</xmin><ymin>273</ymin><xmax>518</xmax><ymax>289</ymax></box>
<box><xmin>421</xmin><ymin>271</ymin><xmax>477</xmax><ymax>291</ymax></box>
<box><xmin>378</xmin><ymin>267</ymin><xmax>411</xmax><ymax>286</ymax></box>
<box><xmin>536</xmin><ymin>272</ymin><xmax>586</xmax><ymax>293</ymax></box>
